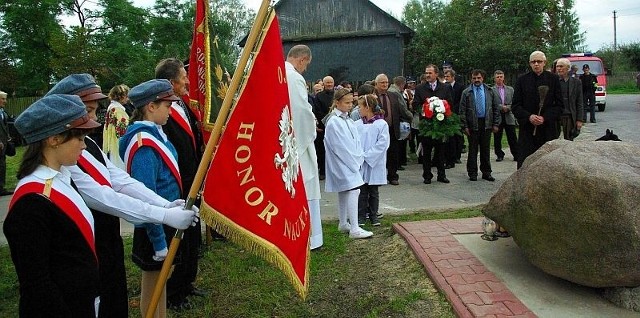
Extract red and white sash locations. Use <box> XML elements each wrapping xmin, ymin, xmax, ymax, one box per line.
<box><xmin>170</xmin><ymin>102</ymin><xmax>196</xmax><ymax>150</ymax></box>
<box><xmin>9</xmin><ymin>177</ymin><xmax>97</xmax><ymax>260</ymax></box>
<box><xmin>77</xmin><ymin>150</ymin><xmax>112</xmax><ymax>187</ymax></box>
<box><xmin>123</xmin><ymin>131</ymin><xmax>182</xmax><ymax>191</ymax></box>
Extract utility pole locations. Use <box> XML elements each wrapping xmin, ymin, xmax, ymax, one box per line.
<box><xmin>613</xmin><ymin>10</ymin><xmax>617</xmax><ymax>75</ymax></box>
<box><xmin>613</xmin><ymin>10</ymin><xmax>617</xmax><ymax>51</ymax></box>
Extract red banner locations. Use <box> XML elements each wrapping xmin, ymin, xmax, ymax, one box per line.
<box><xmin>200</xmin><ymin>11</ymin><xmax>310</xmax><ymax>298</ymax></box>
<box><xmin>188</xmin><ymin>0</ymin><xmax>209</xmax><ymax>124</ymax></box>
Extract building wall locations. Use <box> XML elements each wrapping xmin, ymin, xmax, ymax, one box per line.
<box><xmin>284</xmin><ymin>35</ymin><xmax>405</xmax><ymax>84</ymax></box>
<box><xmin>276</xmin><ymin>0</ymin><xmax>406</xmax><ymax>38</ymax></box>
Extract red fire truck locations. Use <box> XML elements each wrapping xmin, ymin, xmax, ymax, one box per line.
<box><xmin>562</xmin><ymin>53</ymin><xmax>608</xmax><ymax>111</ymax></box>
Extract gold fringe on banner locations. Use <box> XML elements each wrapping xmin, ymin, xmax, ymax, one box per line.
<box><xmin>200</xmin><ymin>202</ymin><xmax>310</xmax><ymax>299</ymax></box>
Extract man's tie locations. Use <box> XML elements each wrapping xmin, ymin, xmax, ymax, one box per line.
<box><xmin>431</xmin><ymin>82</ymin><xmax>436</xmax><ymax>91</ymax></box>
<box><xmin>475</xmin><ymin>86</ymin><xmax>485</xmax><ymax>118</ymax></box>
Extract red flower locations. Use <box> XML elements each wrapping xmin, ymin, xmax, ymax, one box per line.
<box><xmin>422</xmin><ymin>100</ymin><xmax>434</xmax><ymax>119</ymax></box>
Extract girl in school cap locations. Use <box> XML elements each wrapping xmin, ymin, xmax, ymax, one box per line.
<box><xmin>119</xmin><ymin>79</ymin><xmax>182</xmax><ymax>317</ymax></box>
<box><xmin>5</xmin><ymin>94</ymin><xmax>102</xmax><ymax>317</ymax></box>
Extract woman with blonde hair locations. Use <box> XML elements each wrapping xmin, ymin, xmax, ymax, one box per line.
<box><xmin>103</xmin><ymin>84</ymin><xmax>130</xmax><ymax>169</ymax></box>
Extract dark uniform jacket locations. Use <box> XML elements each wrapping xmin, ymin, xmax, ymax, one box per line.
<box><xmin>5</xmin><ymin>188</ymin><xmax>99</xmax><ymax>317</ymax></box>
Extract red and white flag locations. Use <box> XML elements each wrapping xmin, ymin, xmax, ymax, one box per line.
<box><xmin>200</xmin><ymin>10</ymin><xmax>311</xmax><ymax>298</ymax></box>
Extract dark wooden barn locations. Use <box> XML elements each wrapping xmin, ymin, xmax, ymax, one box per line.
<box><xmin>269</xmin><ymin>0</ymin><xmax>414</xmax><ymax>84</ymax></box>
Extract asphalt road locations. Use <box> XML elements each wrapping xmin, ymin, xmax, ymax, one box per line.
<box><xmin>1</xmin><ymin>94</ymin><xmax>638</xmax><ymax>243</ymax></box>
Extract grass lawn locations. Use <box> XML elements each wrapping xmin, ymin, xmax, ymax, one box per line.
<box><xmin>1</xmin><ymin>146</ymin><xmax>485</xmax><ymax>317</ymax></box>
<box><xmin>1</xmin><ymin>204</ymin><xmax>482</xmax><ymax>317</ymax></box>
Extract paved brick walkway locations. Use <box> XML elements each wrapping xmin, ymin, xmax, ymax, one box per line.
<box><xmin>393</xmin><ymin>217</ymin><xmax>536</xmax><ymax>318</ymax></box>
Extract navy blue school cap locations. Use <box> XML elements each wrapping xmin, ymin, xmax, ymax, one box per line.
<box><xmin>129</xmin><ymin>79</ymin><xmax>181</xmax><ymax>109</ymax></box>
<box><xmin>46</xmin><ymin>73</ymin><xmax>108</xmax><ymax>102</ymax></box>
<box><xmin>442</xmin><ymin>61</ymin><xmax>453</xmax><ymax>68</ymax></box>
<box><xmin>15</xmin><ymin>94</ymin><xmax>101</xmax><ymax>144</ymax></box>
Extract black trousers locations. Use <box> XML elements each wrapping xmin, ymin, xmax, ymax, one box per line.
<box><xmin>583</xmin><ymin>91</ymin><xmax>596</xmax><ymax>122</ymax></box>
<box><xmin>315</xmin><ymin>131</ymin><xmax>325</xmax><ymax>176</ymax></box>
<box><xmin>399</xmin><ymin>139</ymin><xmax>408</xmax><ymax>166</ymax></box>
<box><xmin>421</xmin><ymin>137</ymin><xmax>446</xmax><ymax>181</ymax></box>
<box><xmin>467</xmin><ymin>119</ymin><xmax>492</xmax><ymax>178</ymax></box>
<box><xmin>387</xmin><ymin>128</ymin><xmax>400</xmax><ymax>181</ymax></box>
<box><xmin>494</xmin><ymin>122</ymin><xmax>518</xmax><ymax>161</ymax></box>
<box><xmin>167</xmin><ymin>222</ymin><xmax>201</xmax><ymax>303</ymax></box>
<box><xmin>446</xmin><ymin>134</ymin><xmax>463</xmax><ymax>165</ymax></box>
<box><xmin>358</xmin><ymin>184</ymin><xmax>380</xmax><ymax>221</ymax></box>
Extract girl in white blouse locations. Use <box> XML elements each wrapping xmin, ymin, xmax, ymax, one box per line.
<box><xmin>323</xmin><ymin>88</ymin><xmax>372</xmax><ymax>239</ymax></box>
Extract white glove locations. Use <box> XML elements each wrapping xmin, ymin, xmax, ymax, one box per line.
<box><xmin>152</xmin><ymin>247</ymin><xmax>168</xmax><ymax>261</ymax></box>
<box><xmin>164</xmin><ymin>199</ymin><xmax>185</xmax><ymax>209</ymax></box>
<box><xmin>190</xmin><ymin>205</ymin><xmax>200</xmax><ymax>227</ymax></box>
<box><xmin>162</xmin><ymin>206</ymin><xmax>197</xmax><ymax>230</ymax></box>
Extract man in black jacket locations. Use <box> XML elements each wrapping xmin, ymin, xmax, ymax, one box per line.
<box><xmin>313</xmin><ymin>76</ymin><xmax>335</xmax><ymax>180</ymax></box>
<box><xmin>511</xmin><ymin>51</ymin><xmax>563</xmax><ymax>169</ymax></box>
<box><xmin>580</xmin><ymin>64</ymin><xmax>598</xmax><ymax>123</ymax></box>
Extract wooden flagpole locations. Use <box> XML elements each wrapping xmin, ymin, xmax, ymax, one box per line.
<box><xmin>145</xmin><ymin>1</ymin><xmax>273</xmax><ymax>317</ymax></box>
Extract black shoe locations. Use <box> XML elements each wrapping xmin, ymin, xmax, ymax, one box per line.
<box><xmin>437</xmin><ymin>177</ymin><xmax>450</xmax><ymax>183</ymax></box>
<box><xmin>469</xmin><ymin>176</ymin><xmax>478</xmax><ymax>181</ymax></box>
<box><xmin>423</xmin><ymin>179</ymin><xmax>432</xmax><ymax>184</ymax></box>
<box><xmin>482</xmin><ymin>175</ymin><xmax>495</xmax><ymax>181</ymax></box>
<box><xmin>590</xmin><ymin>119</ymin><xmax>596</xmax><ymax>123</ymax></box>
<box><xmin>495</xmin><ymin>230</ymin><xmax>510</xmax><ymax>238</ymax></box>
<box><xmin>455</xmin><ymin>159</ymin><xmax>462</xmax><ymax>164</ymax></box>
<box><xmin>496</xmin><ymin>157</ymin><xmax>504</xmax><ymax>162</ymax></box>
<box><xmin>189</xmin><ymin>286</ymin><xmax>208</xmax><ymax>297</ymax></box>
<box><xmin>0</xmin><ymin>190</ymin><xmax>13</xmax><ymax>196</ymax></box>
<box><xmin>444</xmin><ymin>164</ymin><xmax>454</xmax><ymax>169</ymax></box>
<box><xmin>397</xmin><ymin>166</ymin><xmax>405</xmax><ymax>171</ymax></box>
<box><xmin>319</xmin><ymin>174</ymin><xmax>325</xmax><ymax>180</ymax></box>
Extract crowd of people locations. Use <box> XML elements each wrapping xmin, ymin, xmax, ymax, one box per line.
<box><xmin>1</xmin><ymin>47</ymin><xmax>601</xmax><ymax>316</ymax></box>
<box><xmin>305</xmin><ymin>49</ymin><xmax>597</xmax><ymax>237</ymax></box>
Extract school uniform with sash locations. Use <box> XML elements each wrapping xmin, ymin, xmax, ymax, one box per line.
<box><xmin>4</xmin><ymin>166</ymin><xmax>100</xmax><ymax>317</ymax></box>
<box><xmin>120</xmin><ymin>121</ymin><xmax>182</xmax><ymax>271</ymax></box>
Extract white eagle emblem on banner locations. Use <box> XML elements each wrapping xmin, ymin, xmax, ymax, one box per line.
<box><xmin>274</xmin><ymin>105</ymin><xmax>300</xmax><ymax>197</ymax></box>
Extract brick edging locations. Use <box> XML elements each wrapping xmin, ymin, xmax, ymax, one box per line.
<box><xmin>393</xmin><ymin>219</ymin><xmax>536</xmax><ymax>317</ymax></box>
<box><xmin>394</xmin><ymin>223</ymin><xmax>474</xmax><ymax>318</ymax></box>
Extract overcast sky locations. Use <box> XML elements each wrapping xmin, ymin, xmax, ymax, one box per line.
<box><xmin>130</xmin><ymin>0</ymin><xmax>639</xmax><ymax>52</ymax></box>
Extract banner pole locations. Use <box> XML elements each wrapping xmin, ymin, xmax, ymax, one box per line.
<box><xmin>144</xmin><ymin>1</ymin><xmax>272</xmax><ymax>317</ymax></box>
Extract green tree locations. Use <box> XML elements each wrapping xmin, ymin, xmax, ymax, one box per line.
<box><xmin>0</xmin><ymin>0</ymin><xmax>71</xmax><ymax>95</ymax></box>
<box><xmin>402</xmin><ymin>0</ymin><xmax>584</xmax><ymax>79</ymax></box>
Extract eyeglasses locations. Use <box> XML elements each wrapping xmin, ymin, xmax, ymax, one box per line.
<box><xmin>529</xmin><ymin>60</ymin><xmax>545</xmax><ymax>64</ymax></box>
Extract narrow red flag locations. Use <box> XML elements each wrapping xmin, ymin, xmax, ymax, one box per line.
<box><xmin>188</xmin><ymin>0</ymin><xmax>210</xmax><ymax>126</ymax></box>
<box><xmin>200</xmin><ymin>11</ymin><xmax>311</xmax><ymax>298</ymax></box>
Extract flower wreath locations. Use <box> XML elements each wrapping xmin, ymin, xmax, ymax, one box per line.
<box><xmin>418</xmin><ymin>96</ymin><xmax>462</xmax><ymax>141</ymax></box>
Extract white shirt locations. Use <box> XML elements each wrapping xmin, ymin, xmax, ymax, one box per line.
<box><xmin>323</xmin><ymin>109</ymin><xmax>364</xmax><ymax>192</ymax></box>
<box><xmin>358</xmin><ymin>118</ymin><xmax>390</xmax><ymax>185</ymax></box>
<box><xmin>68</xmin><ymin>137</ymin><xmax>171</xmax><ymax>225</ymax></box>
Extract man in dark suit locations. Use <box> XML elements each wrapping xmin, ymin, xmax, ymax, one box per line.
<box><xmin>412</xmin><ymin>64</ymin><xmax>453</xmax><ymax>184</ymax></box>
<box><xmin>555</xmin><ymin>58</ymin><xmax>584</xmax><ymax>140</ymax></box>
<box><xmin>0</xmin><ymin>90</ymin><xmax>12</xmax><ymax>195</ymax></box>
<box><xmin>313</xmin><ymin>76</ymin><xmax>335</xmax><ymax>180</ymax></box>
<box><xmin>444</xmin><ymin>69</ymin><xmax>465</xmax><ymax>168</ymax></box>
<box><xmin>375</xmin><ymin>74</ymin><xmax>412</xmax><ymax>185</ymax></box>
<box><xmin>492</xmin><ymin>70</ymin><xmax>518</xmax><ymax>161</ymax></box>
